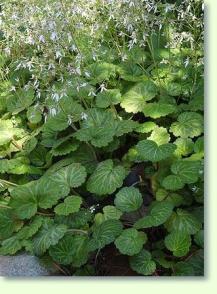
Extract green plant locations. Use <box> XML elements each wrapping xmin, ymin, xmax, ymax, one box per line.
<box><xmin>0</xmin><ymin>0</ymin><xmax>204</xmax><ymax>276</ymax></box>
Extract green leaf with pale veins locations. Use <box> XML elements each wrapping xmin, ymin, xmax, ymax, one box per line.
<box><xmin>96</xmin><ymin>89</ymin><xmax>122</xmax><ymax>108</ymax></box>
<box><xmin>143</xmin><ymin>102</ymin><xmax>177</xmax><ymax>118</ymax></box>
<box><xmin>174</xmin><ymin>138</ymin><xmax>194</xmax><ymax>157</ymax></box>
<box><xmin>16</xmin><ymin>216</ymin><xmax>43</xmax><ymax>239</ymax></box>
<box><xmin>0</xmin><ymin>209</ymin><xmax>23</xmax><ymax>239</ymax></box>
<box><xmin>165</xmin><ymin>231</ymin><xmax>191</xmax><ymax>257</ymax></box>
<box><xmin>86</xmin><ymin>159</ymin><xmax>126</xmax><ymax>195</ymax></box>
<box><xmin>114</xmin><ymin>187</ymin><xmax>143</xmax><ymax>213</ymax></box>
<box><xmin>88</xmin><ymin>219</ymin><xmax>123</xmax><ymax>250</ymax></box>
<box><xmin>130</xmin><ymin>249</ymin><xmax>156</xmax><ymax>275</ymax></box>
<box><xmin>49</xmin><ymin>234</ymin><xmax>89</xmax><ymax>266</ymax></box>
<box><xmin>102</xmin><ymin>206</ymin><xmax>123</xmax><ymax>220</ymax></box>
<box><xmin>162</xmin><ymin>175</ymin><xmax>185</xmax><ymax>190</ymax></box>
<box><xmin>54</xmin><ymin>196</ymin><xmax>82</xmax><ymax>216</ymax></box>
<box><xmin>166</xmin><ymin>209</ymin><xmax>202</xmax><ymax>235</ymax></box>
<box><xmin>171</xmin><ymin>160</ymin><xmax>201</xmax><ymax>184</ymax></box>
<box><xmin>148</xmin><ymin>127</ymin><xmax>170</xmax><ymax>146</ymax></box>
<box><xmin>134</xmin><ymin>201</ymin><xmax>174</xmax><ymax>229</ymax></box>
<box><xmin>170</xmin><ymin>112</ymin><xmax>203</xmax><ymax>138</ymax></box>
<box><xmin>33</xmin><ymin>219</ymin><xmax>67</xmax><ymax>255</ymax></box>
<box><xmin>121</xmin><ymin>81</ymin><xmax>157</xmax><ymax>113</ymax></box>
<box><xmin>136</xmin><ymin>140</ymin><xmax>176</xmax><ymax>162</ymax></box>
<box><xmin>115</xmin><ymin>228</ymin><xmax>147</xmax><ymax>256</ymax></box>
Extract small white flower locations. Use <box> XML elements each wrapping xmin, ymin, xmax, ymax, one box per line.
<box><xmin>52</xmin><ymin>92</ymin><xmax>60</xmax><ymax>101</ymax></box>
<box><xmin>55</xmin><ymin>50</ymin><xmax>62</xmax><ymax>59</ymax></box>
<box><xmin>84</xmin><ymin>71</ymin><xmax>91</xmax><ymax>78</ymax></box>
<box><xmin>39</xmin><ymin>35</ymin><xmax>45</xmax><ymax>43</ymax></box>
<box><xmin>10</xmin><ymin>86</ymin><xmax>16</xmax><ymax>92</ymax></box>
<box><xmin>100</xmin><ymin>83</ymin><xmax>107</xmax><ymax>92</ymax></box>
<box><xmin>191</xmin><ymin>186</ymin><xmax>199</xmax><ymax>193</ymax></box>
<box><xmin>81</xmin><ymin>112</ymin><xmax>88</xmax><ymax>120</ymax></box>
<box><xmin>88</xmin><ymin>91</ymin><xmax>96</xmax><ymax>97</ymax></box>
<box><xmin>121</xmin><ymin>54</ymin><xmax>128</xmax><ymax>61</ymax></box>
<box><xmin>49</xmin><ymin>107</ymin><xmax>57</xmax><ymax>117</ymax></box>
<box><xmin>50</xmin><ymin>31</ymin><xmax>58</xmax><ymax>41</ymax></box>
<box><xmin>67</xmin><ymin>115</ymin><xmax>73</xmax><ymax>125</ymax></box>
<box><xmin>184</xmin><ymin>57</ymin><xmax>190</xmax><ymax>68</ymax></box>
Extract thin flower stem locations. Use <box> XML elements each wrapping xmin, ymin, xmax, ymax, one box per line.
<box><xmin>67</xmin><ymin>229</ymin><xmax>88</xmax><ymax>235</ymax></box>
<box><xmin>0</xmin><ymin>204</ymin><xmax>12</xmax><ymax>209</ymax></box>
<box><xmin>0</xmin><ymin>179</ymin><xmax>18</xmax><ymax>187</ymax></box>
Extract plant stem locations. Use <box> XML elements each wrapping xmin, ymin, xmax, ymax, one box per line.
<box><xmin>67</xmin><ymin>229</ymin><xmax>88</xmax><ymax>235</ymax></box>
<box><xmin>0</xmin><ymin>179</ymin><xmax>18</xmax><ymax>186</ymax></box>
<box><xmin>0</xmin><ymin>204</ymin><xmax>12</xmax><ymax>209</ymax></box>
<box><xmin>36</xmin><ymin>211</ymin><xmax>55</xmax><ymax>217</ymax></box>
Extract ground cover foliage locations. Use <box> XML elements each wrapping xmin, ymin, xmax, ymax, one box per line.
<box><xmin>0</xmin><ymin>0</ymin><xmax>204</xmax><ymax>276</ymax></box>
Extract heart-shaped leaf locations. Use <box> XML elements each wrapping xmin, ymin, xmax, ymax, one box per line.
<box><xmin>115</xmin><ymin>228</ymin><xmax>147</xmax><ymax>256</ymax></box>
<box><xmin>86</xmin><ymin>159</ymin><xmax>126</xmax><ymax>195</ymax></box>
<box><xmin>114</xmin><ymin>187</ymin><xmax>143</xmax><ymax>212</ymax></box>
<box><xmin>136</xmin><ymin>139</ymin><xmax>176</xmax><ymax>162</ymax></box>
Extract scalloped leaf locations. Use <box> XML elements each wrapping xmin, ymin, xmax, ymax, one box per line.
<box><xmin>170</xmin><ymin>112</ymin><xmax>203</xmax><ymax>138</ymax></box>
<box><xmin>143</xmin><ymin>102</ymin><xmax>177</xmax><ymax>118</ymax></box>
<box><xmin>165</xmin><ymin>231</ymin><xmax>191</xmax><ymax>257</ymax></box>
<box><xmin>171</xmin><ymin>160</ymin><xmax>201</xmax><ymax>184</ymax></box>
<box><xmin>134</xmin><ymin>201</ymin><xmax>174</xmax><ymax>229</ymax></box>
<box><xmin>89</xmin><ymin>219</ymin><xmax>123</xmax><ymax>250</ymax></box>
<box><xmin>0</xmin><ymin>119</ymin><xmax>25</xmax><ymax>146</ymax></box>
<box><xmin>33</xmin><ymin>219</ymin><xmax>67</xmax><ymax>255</ymax></box>
<box><xmin>114</xmin><ymin>187</ymin><xmax>143</xmax><ymax>212</ymax></box>
<box><xmin>117</xmin><ymin>63</ymin><xmax>145</xmax><ymax>82</ymax></box>
<box><xmin>86</xmin><ymin>159</ymin><xmax>126</xmax><ymax>195</ymax></box>
<box><xmin>121</xmin><ymin>81</ymin><xmax>157</xmax><ymax>113</ymax></box>
<box><xmin>87</xmin><ymin>62</ymin><xmax>117</xmax><ymax>84</ymax></box>
<box><xmin>166</xmin><ymin>209</ymin><xmax>202</xmax><ymax>235</ymax></box>
<box><xmin>136</xmin><ymin>139</ymin><xmax>176</xmax><ymax>162</ymax></box>
<box><xmin>148</xmin><ymin>126</ymin><xmax>170</xmax><ymax>146</ymax></box>
<box><xmin>16</xmin><ymin>216</ymin><xmax>43</xmax><ymax>239</ymax></box>
<box><xmin>49</xmin><ymin>234</ymin><xmax>89</xmax><ymax>266</ymax></box>
<box><xmin>162</xmin><ymin>175</ymin><xmax>185</xmax><ymax>190</ymax></box>
<box><xmin>96</xmin><ymin>89</ymin><xmax>122</xmax><ymax>108</ymax></box>
<box><xmin>130</xmin><ymin>249</ymin><xmax>156</xmax><ymax>275</ymax></box>
<box><xmin>135</xmin><ymin>121</ymin><xmax>157</xmax><ymax>133</ymax></box>
<box><xmin>115</xmin><ymin>228</ymin><xmax>147</xmax><ymax>256</ymax></box>
<box><xmin>102</xmin><ymin>206</ymin><xmax>123</xmax><ymax>220</ymax></box>
<box><xmin>174</xmin><ymin>138</ymin><xmax>194</xmax><ymax>157</ymax></box>
<box><xmin>27</xmin><ymin>106</ymin><xmax>42</xmax><ymax>124</ymax></box>
<box><xmin>0</xmin><ymin>209</ymin><xmax>23</xmax><ymax>239</ymax></box>
<box><xmin>54</xmin><ymin>196</ymin><xmax>82</xmax><ymax>216</ymax></box>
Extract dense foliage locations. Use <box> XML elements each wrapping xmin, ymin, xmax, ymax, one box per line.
<box><xmin>0</xmin><ymin>0</ymin><xmax>204</xmax><ymax>276</ymax></box>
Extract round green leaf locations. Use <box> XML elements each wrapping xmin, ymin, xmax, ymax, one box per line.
<box><xmin>134</xmin><ymin>201</ymin><xmax>174</xmax><ymax>229</ymax></box>
<box><xmin>115</xmin><ymin>228</ymin><xmax>147</xmax><ymax>256</ymax></box>
<box><xmin>166</xmin><ymin>209</ymin><xmax>202</xmax><ymax>235</ymax></box>
<box><xmin>143</xmin><ymin>102</ymin><xmax>176</xmax><ymax>118</ymax></box>
<box><xmin>96</xmin><ymin>89</ymin><xmax>122</xmax><ymax>108</ymax></box>
<box><xmin>54</xmin><ymin>196</ymin><xmax>82</xmax><ymax>216</ymax></box>
<box><xmin>170</xmin><ymin>112</ymin><xmax>203</xmax><ymax>138</ymax></box>
<box><xmin>33</xmin><ymin>219</ymin><xmax>67</xmax><ymax>255</ymax></box>
<box><xmin>114</xmin><ymin>187</ymin><xmax>143</xmax><ymax>212</ymax></box>
<box><xmin>130</xmin><ymin>249</ymin><xmax>156</xmax><ymax>275</ymax></box>
<box><xmin>121</xmin><ymin>81</ymin><xmax>157</xmax><ymax>113</ymax></box>
<box><xmin>148</xmin><ymin>127</ymin><xmax>170</xmax><ymax>146</ymax></box>
<box><xmin>165</xmin><ymin>231</ymin><xmax>191</xmax><ymax>257</ymax></box>
<box><xmin>89</xmin><ymin>219</ymin><xmax>123</xmax><ymax>250</ymax></box>
<box><xmin>136</xmin><ymin>139</ymin><xmax>176</xmax><ymax>162</ymax></box>
<box><xmin>49</xmin><ymin>234</ymin><xmax>89</xmax><ymax>266</ymax></box>
<box><xmin>162</xmin><ymin>175</ymin><xmax>185</xmax><ymax>191</ymax></box>
<box><xmin>86</xmin><ymin>159</ymin><xmax>126</xmax><ymax>195</ymax></box>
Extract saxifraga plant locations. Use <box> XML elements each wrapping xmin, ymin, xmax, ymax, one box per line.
<box><xmin>0</xmin><ymin>0</ymin><xmax>204</xmax><ymax>276</ymax></box>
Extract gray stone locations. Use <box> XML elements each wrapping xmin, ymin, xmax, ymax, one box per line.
<box><xmin>0</xmin><ymin>254</ymin><xmax>51</xmax><ymax>276</ymax></box>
